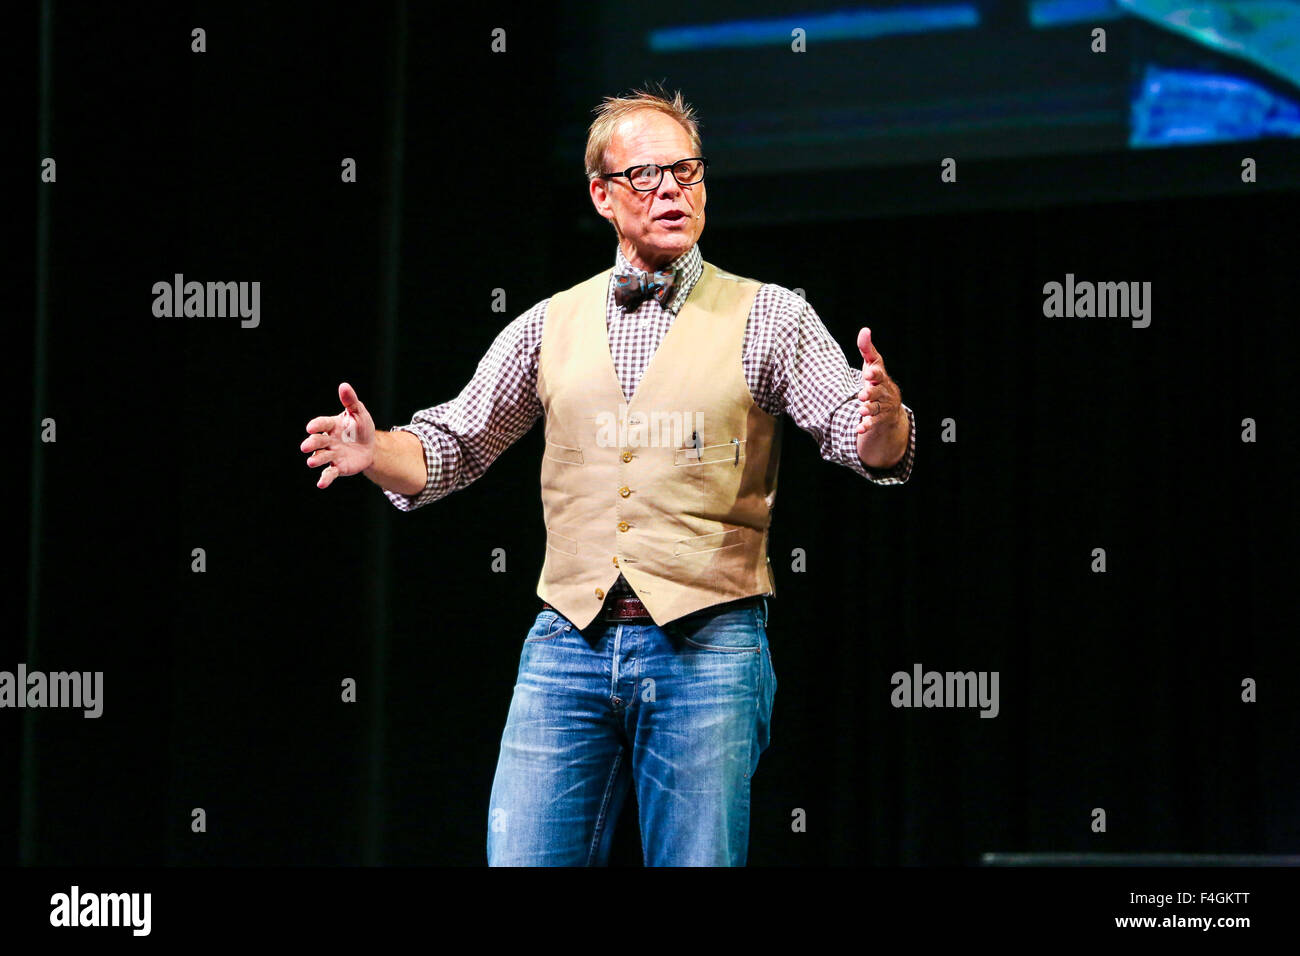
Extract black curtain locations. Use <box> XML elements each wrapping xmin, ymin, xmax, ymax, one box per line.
<box><xmin>13</xmin><ymin>0</ymin><xmax>1298</xmax><ymax>867</ymax></box>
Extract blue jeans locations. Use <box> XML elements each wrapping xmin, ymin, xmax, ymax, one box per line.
<box><xmin>487</xmin><ymin>596</ymin><xmax>776</xmax><ymax>866</ymax></box>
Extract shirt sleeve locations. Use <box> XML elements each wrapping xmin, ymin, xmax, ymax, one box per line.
<box><xmin>383</xmin><ymin>299</ymin><xmax>547</xmax><ymax>512</ymax></box>
<box><xmin>764</xmin><ymin>286</ymin><xmax>915</xmax><ymax>487</ymax></box>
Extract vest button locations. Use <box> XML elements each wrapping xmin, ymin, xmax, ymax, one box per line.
<box><xmin>622</xmin><ymin>452</ymin><xmax>633</xmax><ymax>463</ymax></box>
<box><xmin>595</xmin><ymin>587</ymin><xmax>605</xmax><ymax>599</ymax></box>
<box><xmin>619</xmin><ymin>486</ymin><xmax>631</xmax><ymax>497</ymax></box>
<box><xmin>612</xmin><ymin>556</ymin><xmax>619</xmax><ymax>567</ymax></box>
<box><xmin>618</xmin><ymin>521</ymin><xmax>629</xmax><ymax>532</ymax></box>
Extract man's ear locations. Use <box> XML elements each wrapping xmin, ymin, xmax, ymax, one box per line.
<box><xmin>589</xmin><ymin>177</ymin><xmax>615</xmax><ymax>223</ymax></box>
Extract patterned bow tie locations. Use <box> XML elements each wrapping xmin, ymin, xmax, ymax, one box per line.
<box><xmin>613</xmin><ymin>269</ymin><xmax>676</xmax><ymax>310</ymax></box>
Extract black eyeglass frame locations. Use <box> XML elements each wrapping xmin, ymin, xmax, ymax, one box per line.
<box><xmin>597</xmin><ymin>157</ymin><xmax>709</xmax><ymax>192</ymax></box>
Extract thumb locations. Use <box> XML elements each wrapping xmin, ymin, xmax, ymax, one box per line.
<box><xmin>857</xmin><ymin>327</ymin><xmax>880</xmax><ymax>365</ymax></box>
<box><xmin>338</xmin><ymin>381</ymin><xmax>364</xmax><ymax>417</ymax></box>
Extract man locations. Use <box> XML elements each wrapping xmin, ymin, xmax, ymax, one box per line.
<box><xmin>300</xmin><ymin>89</ymin><xmax>915</xmax><ymax>866</ymax></box>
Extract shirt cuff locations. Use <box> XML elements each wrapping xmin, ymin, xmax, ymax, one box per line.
<box><xmin>381</xmin><ymin>424</ymin><xmax>444</xmax><ymax>512</ymax></box>
<box><xmin>843</xmin><ymin>404</ymin><xmax>915</xmax><ymax>486</ymax></box>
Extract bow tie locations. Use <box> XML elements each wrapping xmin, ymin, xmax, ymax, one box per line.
<box><xmin>613</xmin><ymin>269</ymin><xmax>676</xmax><ymax>310</ymax></box>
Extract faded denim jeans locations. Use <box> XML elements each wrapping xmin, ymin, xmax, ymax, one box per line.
<box><xmin>487</xmin><ymin>596</ymin><xmax>776</xmax><ymax>866</ymax></box>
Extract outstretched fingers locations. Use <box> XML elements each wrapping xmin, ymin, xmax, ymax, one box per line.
<box><xmin>317</xmin><ymin>463</ymin><xmax>342</xmax><ymax>489</ymax></box>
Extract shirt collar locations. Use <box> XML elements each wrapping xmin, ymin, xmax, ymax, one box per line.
<box><xmin>614</xmin><ymin>244</ymin><xmax>703</xmax><ymax>315</ymax></box>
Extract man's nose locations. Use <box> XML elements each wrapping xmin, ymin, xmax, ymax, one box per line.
<box><xmin>655</xmin><ymin>170</ymin><xmax>681</xmax><ymax>200</ymax></box>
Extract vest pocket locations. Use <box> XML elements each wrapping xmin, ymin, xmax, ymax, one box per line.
<box><xmin>544</xmin><ymin>440</ymin><xmax>584</xmax><ymax>465</ymax></box>
<box><xmin>673</xmin><ymin>439</ymin><xmax>746</xmax><ymax>467</ymax></box>
<box><xmin>672</xmin><ymin>528</ymin><xmax>744</xmax><ymax>556</ymax></box>
<box><xmin>546</xmin><ymin>527</ymin><xmax>583</xmax><ymax>556</ymax></box>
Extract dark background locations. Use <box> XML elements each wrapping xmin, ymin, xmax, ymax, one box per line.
<box><xmin>11</xmin><ymin>0</ymin><xmax>1299</xmax><ymax>867</ymax></box>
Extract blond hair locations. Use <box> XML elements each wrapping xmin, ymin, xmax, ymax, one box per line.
<box><xmin>584</xmin><ymin>86</ymin><xmax>702</xmax><ymax>180</ymax></box>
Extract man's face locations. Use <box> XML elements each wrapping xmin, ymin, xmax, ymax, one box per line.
<box><xmin>589</xmin><ymin>110</ymin><xmax>706</xmax><ymax>272</ymax></box>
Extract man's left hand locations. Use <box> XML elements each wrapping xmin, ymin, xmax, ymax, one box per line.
<box><xmin>855</xmin><ymin>327</ymin><xmax>909</xmax><ymax>470</ymax></box>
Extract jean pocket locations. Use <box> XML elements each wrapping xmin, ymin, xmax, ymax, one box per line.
<box><xmin>524</xmin><ymin>610</ymin><xmax>568</xmax><ymax>643</ymax></box>
<box><xmin>672</xmin><ymin>605</ymin><xmax>763</xmax><ymax>652</ymax></box>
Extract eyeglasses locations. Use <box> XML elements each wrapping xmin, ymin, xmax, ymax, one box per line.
<box><xmin>598</xmin><ymin>157</ymin><xmax>708</xmax><ymax>192</ymax></box>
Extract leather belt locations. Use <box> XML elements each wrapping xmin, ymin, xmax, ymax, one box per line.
<box><xmin>542</xmin><ymin>596</ymin><xmax>652</xmax><ymax>622</ymax></box>
<box><xmin>542</xmin><ymin>594</ymin><xmax>762</xmax><ymax>624</ymax></box>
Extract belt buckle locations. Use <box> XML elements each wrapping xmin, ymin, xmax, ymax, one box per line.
<box><xmin>603</xmin><ymin>596</ymin><xmax>651</xmax><ymax>622</ymax></box>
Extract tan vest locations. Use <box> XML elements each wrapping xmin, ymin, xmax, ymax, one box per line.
<box><xmin>535</xmin><ymin>260</ymin><xmax>783</xmax><ymax>629</ymax></box>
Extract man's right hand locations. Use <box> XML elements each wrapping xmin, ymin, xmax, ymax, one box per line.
<box><xmin>301</xmin><ymin>382</ymin><xmax>377</xmax><ymax>489</ymax></box>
